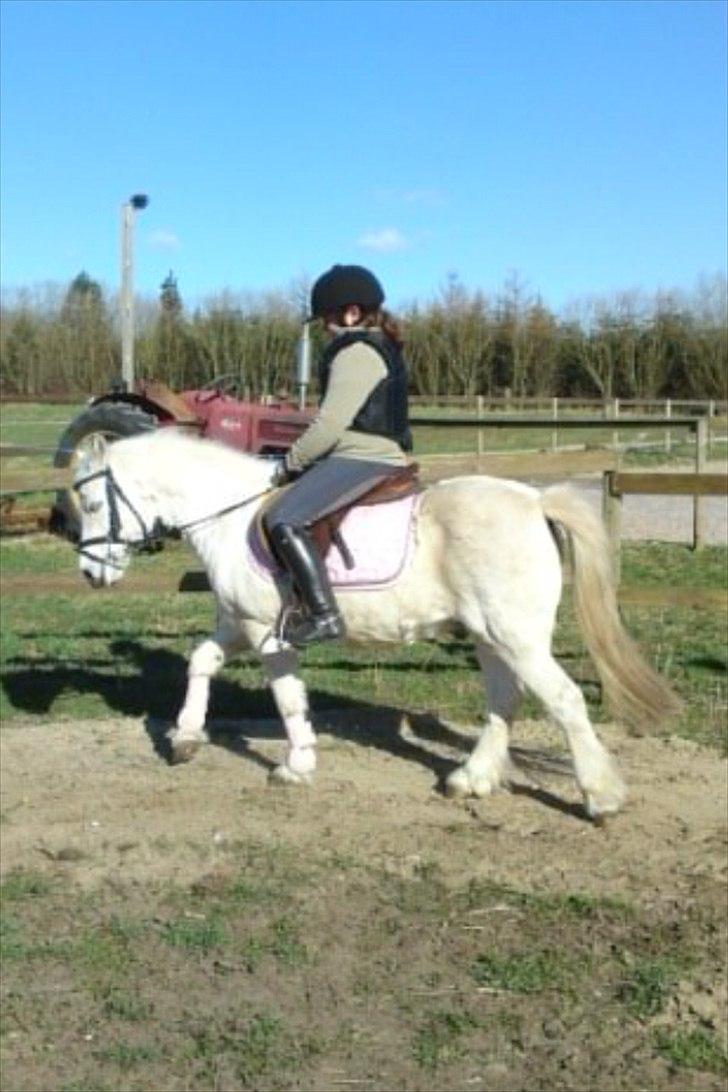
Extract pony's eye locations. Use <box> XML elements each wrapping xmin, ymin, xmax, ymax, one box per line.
<box><xmin>84</xmin><ymin>500</ymin><xmax>103</xmax><ymax>515</ymax></box>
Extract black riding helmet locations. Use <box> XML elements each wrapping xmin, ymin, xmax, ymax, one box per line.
<box><xmin>309</xmin><ymin>264</ymin><xmax>385</xmax><ymax>320</ymax></box>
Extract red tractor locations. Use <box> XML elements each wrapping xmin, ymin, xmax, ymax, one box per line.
<box><xmin>52</xmin><ymin>376</ymin><xmax>312</xmax><ymax>537</ymax></box>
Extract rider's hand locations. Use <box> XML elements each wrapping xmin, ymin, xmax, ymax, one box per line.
<box><xmin>272</xmin><ymin>460</ymin><xmax>301</xmax><ymax>487</ymax></box>
<box><xmin>271</xmin><ymin>461</ymin><xmax>289</xmax><ymax>486</ymax></box>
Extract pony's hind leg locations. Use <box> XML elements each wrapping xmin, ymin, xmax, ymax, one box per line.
<box><xmin>512</xmin><ymin>648</ymin><xmax>628</xmax><ymax>819</ymax></box>
<box><xmin>169</xmin><ymin>614</ymin><xmax>249</xmax><ymax>763</ymax></box>
<box><xmin>446</xmin><ymin>644</ymin><xmax>523</xmax><ymax>799</ymax></box>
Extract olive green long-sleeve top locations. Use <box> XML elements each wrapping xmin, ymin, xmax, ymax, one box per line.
<box><xmin>284</xmin><ymin>336</ymin><xmax>409</xmax><ymax>472</ymax></box>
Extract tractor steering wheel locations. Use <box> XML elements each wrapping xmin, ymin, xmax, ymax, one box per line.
<box><xmin>200</xmin><ymin>374</ymin><xmax>240</xmax><ymax>396</ymax></box>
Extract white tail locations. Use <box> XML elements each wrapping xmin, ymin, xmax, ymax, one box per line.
<box><xmin>542</xmin><ymin>485</ymin><xmax>682</xmax><ymax>728</ymax></box>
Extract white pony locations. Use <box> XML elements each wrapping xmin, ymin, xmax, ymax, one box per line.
<box><xmin>73</xmin><ymin>429</ymin><xmax>679</xmax><ymax>820</ymax></box>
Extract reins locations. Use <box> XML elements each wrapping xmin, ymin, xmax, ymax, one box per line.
<box><xmin>73</xmin><ymin>465</ymin><xmax>275</xmax><ymax>558</ymax></box>
<box><xmin>172</xmin><ymin>487</ymin><xmax>274</xmax><ymax>535</ymax></box>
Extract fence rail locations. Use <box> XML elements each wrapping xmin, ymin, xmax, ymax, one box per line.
<box><xmin>409</xmin><ymin>395</ymin><xmax>727</xmax><ymax>415</ymax></box>
<box><xmin>602</xmin><ymin>470</ymin><xmax>728</xmax><ymax>584</ymax></box>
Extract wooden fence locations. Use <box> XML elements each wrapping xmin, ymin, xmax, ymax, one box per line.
<box><xmin>603</xmin><ymin>470</ymin><xmax>728</xmax><ymax>584</ymax></box>
<box><xmin>2</xmin><ymin>417</ymin><xmax>726</xmax><ymax>612</ymax></box>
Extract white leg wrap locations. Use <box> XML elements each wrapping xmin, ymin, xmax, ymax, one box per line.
<box><xmin>173</xmin><ymin>638</ymin><xmax>227</xmax><ymax>741</ymax></box>
<box><xmin>175</xmin><ymin>676</ymin><xmax>211</xmax><ymax>738</ymax></box>
<box><xmin>286</xmin><ymin>744</ymin><xmax>317</xmax><ymax>776</ymax></box>
<box><xmin>285</xmin><ymin>712</ymin><xmax>317</xmax><ymax>751</ymax></box>
<box><xmin>260</xmin><ymin>634</ymin><xmax>317</xmax><ymax>781</ymax></box>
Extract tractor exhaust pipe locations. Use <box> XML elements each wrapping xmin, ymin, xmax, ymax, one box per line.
<box><xmin>296</xmin><ymin>319</ymin><xmax>312</xmax><ymax>410</ymax></box>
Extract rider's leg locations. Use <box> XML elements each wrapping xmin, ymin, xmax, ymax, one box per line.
<box><xmin>264</xmin><ymin>458</ymin><xmax>400</xmax><ymax>647</ymax></box>
<box><xmin>267</xmin><ymin>522</ymin><xmax>346</xmax><ymax>645</ymax></box>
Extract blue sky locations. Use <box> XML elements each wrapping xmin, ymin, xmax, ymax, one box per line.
<box><xmin>1</xmin><ymin>0</ymin><xmax>726</xmax><ymax>313</ymax></box>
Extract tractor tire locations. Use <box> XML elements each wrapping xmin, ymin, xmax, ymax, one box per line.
<box><xmin>52</xmin><ymin>401</ymin><xmax>158</xmax><ymax>540</ymax></box>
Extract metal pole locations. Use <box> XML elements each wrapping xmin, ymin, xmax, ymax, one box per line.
<box><xmin>296</xmin><ymin>320</ymin><xmax>312</xmax><ymax>410</ymax></box>
<box><xmin>119</xmin><ymin>194</ymin><xmax>148</xmax><ymax>393</ymax></box>
<box><xmin>120</xmin><ymin>202</ymin><xmax>134</xmax><ymax>391</ymax></box>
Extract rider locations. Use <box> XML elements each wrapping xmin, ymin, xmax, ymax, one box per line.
<box><xmin>264</xmin><ymin>264</ymin><xmax>413</xmax><ymax>647</ymax></box>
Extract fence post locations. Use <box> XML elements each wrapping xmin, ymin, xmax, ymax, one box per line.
<box><xmin>476</xmin><ymin>395</ymin><xmax>484</xmax><ymax>457</ymax></box>
<box><xmin>611</xmin><ymin>397</ymin><xmax>620</xmax><ymax>451</ymax></box>
<box><xmin>693</xmin><ymin>416</ymin><xmax>707</xmax><ymax>550</ymax></box>
<box><xmin>665</xmin><ymin>398</ymin><xmax>672</xmax><ymax>455</ymax></box>
<box><xmin>551</xmin><ymin>396</ymin><xmax>559</xmax><ymax>452</ymax></box>
<box><xmin>707</xmin><ymin>400</ymin><xmax>715</xmax><ymax>459</ymax></box>
<box><xmin>602</xmin><ymin>470</ymin><xmax>622</xmax><ymax>585</ymax></box>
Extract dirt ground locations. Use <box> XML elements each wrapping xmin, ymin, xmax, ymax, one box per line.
<box><xmin>1</xmin><ymin>712</ymin><xmax>726</xmax><ymax>1090</ymax></box>
<box><xmin>1</xmin><ymin>712</ymin><xmax>726</xmax><ymax>898</ymax></box>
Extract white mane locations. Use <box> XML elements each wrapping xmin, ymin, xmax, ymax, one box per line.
<box><xmin>108</xmin><ymin>427</ymin><xmax>273</xmax><ymax>488</ymax></box>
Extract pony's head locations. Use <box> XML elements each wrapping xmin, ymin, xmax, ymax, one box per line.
<box><xmin>73</xmin><ymin>434</ymin><xmax>152</xmax><ymax>588</ymax></box>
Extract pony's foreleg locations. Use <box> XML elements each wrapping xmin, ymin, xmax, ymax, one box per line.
<box><xmin>446</xmin><ymin>644</ymin><xmax>522</xmax><ymax>799</ymax></box>
<box><xmin>169</xmin><ymin>620</ymin><xmax>248</xmax><ymax>763</ymax></box>
<box><xmin>258</xmin><ymin>633</ymin><xmax>317</xmax><ymax>786</ymax></box>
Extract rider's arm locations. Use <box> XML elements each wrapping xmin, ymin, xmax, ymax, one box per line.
<box><xmin>284</xmin><ymin>343</ymin><xmax>386</xmax><ymax>472</ymax></box>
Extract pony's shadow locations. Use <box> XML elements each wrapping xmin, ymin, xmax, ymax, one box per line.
<box><xmin>128</xmin><ymin>644</ymin><xmax>589</xmax><ymax>822</ymax></box>
<box><xmin>3</xmin><ymin>636</ymin><xmax>586</xmax><ymax>819</ymax></box>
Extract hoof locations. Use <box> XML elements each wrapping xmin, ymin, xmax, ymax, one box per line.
<box><xmin>583</xmin><ymin>782</ymin><xmax>628</xmax><ymax>822</ymax></box>
<box><xmin>268</xmin><ymin>763</ymin><xmax>312</xmax><ymax>787</ymax></box>
<box><xmin>170</xmin><ymin>739</ymin><xmax>203</xmax><ymax>765</ymax></box>
<box><xmin>445</xmin><ymin>769</ymin><xmax>471</xmax><ymax>799</ymax></box>
<box><xmin>445</xmin><ymin>765</ymin><xmax>501</xmax><ymax>800</ymax></box>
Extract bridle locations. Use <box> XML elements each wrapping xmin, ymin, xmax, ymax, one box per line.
<box><xmin>73</xmin><ymin>466</ymin><xmax>165</xmax><ymax>565</ymax></box>
<box><xmin>73</xmin><ymin>464</ymin><xmax>274</xmax><ymax>566</ymax></box>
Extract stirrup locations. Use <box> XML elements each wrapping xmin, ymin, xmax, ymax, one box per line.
<box><xmin>281</xmin><ymin>608</ymin><xmax>346</xmax><ymax>647</ymax></box>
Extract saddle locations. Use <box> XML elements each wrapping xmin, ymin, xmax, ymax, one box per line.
<box><xmin>257</xmin><ymin>462</ymin><xmax>421</xmax><ymax>572</ymax></box>
<box><xmin>309</xmin><ymin>462</ymin><xmax>420</xmax><ymax>566</ymax></box>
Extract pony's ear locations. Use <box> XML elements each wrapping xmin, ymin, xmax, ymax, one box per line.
<box><xmin>89</xmin><ymin>434</ymin><xmax>108</xmax><ymax>460</ymax></box>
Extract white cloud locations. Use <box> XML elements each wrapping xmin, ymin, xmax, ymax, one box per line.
<box><xmin>357</xmin><ymin>227</ymin><xmax>410</xmax><ymax>253</ymax></box>
<box><xmin>148</xmin><ymin>229</ymin><xmax>180</xmax><ymax>251</ymax></box>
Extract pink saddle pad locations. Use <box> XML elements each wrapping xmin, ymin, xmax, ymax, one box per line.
<box><xmin>250</xmin><ymin>492</ymin><xmax>421</xmax><ymax>590</ymax></box>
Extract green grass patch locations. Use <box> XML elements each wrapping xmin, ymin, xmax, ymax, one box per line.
<box><xmin>617</xmin><ymin>958</ymin><xmax>683</xmax><ymax>1019</ymax></box>
<box><xmin>470</xmin><ymin>950</ymin><xmax>576</xmax><ymax>993</ymax></box>
<box><xmin>654</xmin><ymin>1028</ymin><xmax>728</xmax><ymax>1076</ymax></box>
<box><xmin>413</xmin><ymin>1008</ymin><xmax>479</xmax><ymax>1071</ymax></box>
<box><xmin>0</xmin><ymin>401</ymin><xmax>83</xmax><ymax>449</ymax></box>
<box><xmin>0</xmin><ymin>855</ymin><xmax>722</xmax><ymax>1092</ymax></box>
<box><xmin>101</xmin><ymin>988</ymin><xmax>152</xmax><ymax>1022</ymax></box>
<box><xmin>95</xmin><ymin>1041</ymin><xmax>161</xmax><ymax>1070</ymax></box>
<box><xmin>1</xmin><ymin>869</ymin><xmax>54</xmax><ymax>900</ymax></box>
<box><xmin>191</xmin><ymin>1011</ymin><xmax>321</xmax><ymax>1086</ymax></box>
<box><xmin>462</xmin><ymin>879</ymin><xmax>634</xmax><ymax>921</ymax></box>
<box><xmin>160</xmin><ymin>916</ymin><xmax>228</xmax><ymax>953</ymax></box>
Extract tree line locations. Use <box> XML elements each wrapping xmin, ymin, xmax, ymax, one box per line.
<box><xmin>1</xmin><ymin>270</ymin><xmax>725</xmax><ymax>401</ymax></box>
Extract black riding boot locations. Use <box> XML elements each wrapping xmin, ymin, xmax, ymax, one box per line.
<box><xmin>268</xmin><ymin>524</ymin><xmax>346</xmax><ymax>647</ymax></box>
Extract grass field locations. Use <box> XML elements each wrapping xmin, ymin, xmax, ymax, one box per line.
<box><xmin>2</xmin><ymin>400</ymin><xmax>725</xmax><ymax>466</ymax></box>
<box><xmin>1</xmin><ymin>536</ymin><xmax>726</xmax><ymax>750</ymax></box>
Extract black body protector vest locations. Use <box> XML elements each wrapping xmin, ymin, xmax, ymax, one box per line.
<box><xmin>318</xmin><ymin>330</ymin><xmax>412</xmax><ymax>452</ymax></box>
